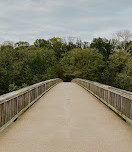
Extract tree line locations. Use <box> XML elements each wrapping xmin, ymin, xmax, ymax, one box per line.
<box><xmin>0</xmin><ymin>30</ymin><xmax>132</xmax><ymax>95</ymax></box>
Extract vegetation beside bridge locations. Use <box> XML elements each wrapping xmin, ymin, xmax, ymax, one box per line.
<box><xmin>0</xmin><ymin>30</ymin><xmax>132</xmax><ymax>95</ymax></box>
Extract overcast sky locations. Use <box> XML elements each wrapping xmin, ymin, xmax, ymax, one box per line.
<box><xmin>0</xmin><ymin>0</ymin><xmax>132</xmax><ymax>44</ymax></box>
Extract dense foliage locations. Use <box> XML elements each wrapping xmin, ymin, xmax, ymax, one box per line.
<box><xmin>0</xmin><ymin>31</ymin><xmax>132</xmax><ymax>95</ymax></box>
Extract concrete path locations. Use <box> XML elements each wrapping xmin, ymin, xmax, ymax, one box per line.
<box><xmin>0</xmin><ymin>82</ymin><xmax>132</xmax><ymax>152</ymax></box>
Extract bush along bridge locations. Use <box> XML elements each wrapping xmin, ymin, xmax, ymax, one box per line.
<box><xmin>0</xmin><ymin>78</ymin><xmax>132</xmax><ymax>152</ymax></box>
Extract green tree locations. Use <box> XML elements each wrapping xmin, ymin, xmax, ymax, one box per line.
<box><xmin>34</xmin><ymin>39</ymin><xmax>51</xmax><ymax>49</ymax></box>
<box><xmin>48</xmin><ymin>37</ymin><xmax>64</xmax><ymax>60</ymax></box>
<box><xmin>61</xmin><ymin>48</ymin><xmax>104</xmax><ymax>81</ymax></box>
<box><xmin>90</xmin><ymin>37</ymin><xmax>114</xmax><ymax>60</ymax></box>
<box><xmin>114</xmin><ymin>57</ymin><xmax>132</xmax><ymax>91</ymax></box>
<box><xmin>103</xmin><ymin>50</ymin><xmax>131</xmax><ymax>89</ymax></box>
<box><xmin>15</xmin><ymin>41</ymin><xmax>30</xmax><ymax>48</ymax></box>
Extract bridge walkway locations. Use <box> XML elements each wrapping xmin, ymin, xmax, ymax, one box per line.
<box><xmin>0</xmin><ymin>82</ymin><xmax>132</xmax><ymax>152</ymax></box>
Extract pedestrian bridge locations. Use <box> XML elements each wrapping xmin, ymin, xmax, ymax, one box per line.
<box><xmin>0</xmin><ymin>78</ymin><xmax>132</xmax><ymax>152</ymax></box>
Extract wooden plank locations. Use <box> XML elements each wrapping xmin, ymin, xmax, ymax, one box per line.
<box><xmin>73</xmin><ymin>78</ymin><xmax>132</xmax><ymax>125</ymax></box>
<box><xmin>0</xmin><ymin>104</ymin><xmax>2</xmax><ymax>127</ymax></box>
<box><xmin>0</xmin><ymin>79</ymin><xmax>61</xmax><ymax>133</ymax></box>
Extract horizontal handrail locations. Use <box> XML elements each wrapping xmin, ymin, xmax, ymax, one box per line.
<box><xmin>0</xmin><ymin>78</ymin><xmax>62</xmax><ymax>133</ymax></box>
<box><xmin>72</xmin><ymin>78</ymin><xmax>132</xmax><ymax>125</ymax></box>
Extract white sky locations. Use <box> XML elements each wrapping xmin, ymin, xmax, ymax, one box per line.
<box><xmin>0</xmin><ymin>0</ymin><xmax>132</xmax><ymax>44</ymax></box>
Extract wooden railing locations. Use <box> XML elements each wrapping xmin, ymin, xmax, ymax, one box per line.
<box><xmin>72</xmin><ymin>78</ymin><xmax>132</xmax><ymax>125</ymax></box>
<box><xmin>0</xmin><ymin>78</ymin><xmax>62</xmax><ymax>133</ymax></box>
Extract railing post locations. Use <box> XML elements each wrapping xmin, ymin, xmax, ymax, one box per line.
<box><xmin>0</xmin><ymin>78</ymin><xmax>62</xmax><ymax>132</ymax></box>
<box><xmin>72</xmin><ymin>78</ymin><xmax>132</xmax><ymax>125</ymax></box>
<box><xmin>130</xmin><ymin>101</ymin><xmax>132</xmax><ymax>120</ymax></box>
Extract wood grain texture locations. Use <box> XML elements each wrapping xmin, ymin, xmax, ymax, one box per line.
<box><xmin>73</xmin><ymin>78</ymin><xmax>132</xmax><ymax>124</ymax></box>
<box><xmin>0</xmin><ymin>79</ymin><xmax>62</xmax><ymax>132</ymax></box>
<box><xmin>0</xmin><ymin>82</ymin><xmax>131</xmax><ymax>152</ymax></box>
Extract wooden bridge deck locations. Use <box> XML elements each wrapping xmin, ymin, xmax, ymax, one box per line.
<box><xmin>0</xmin><ymin>82</ymin><xmax>132</xmax><ymax>152</ymax></box>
